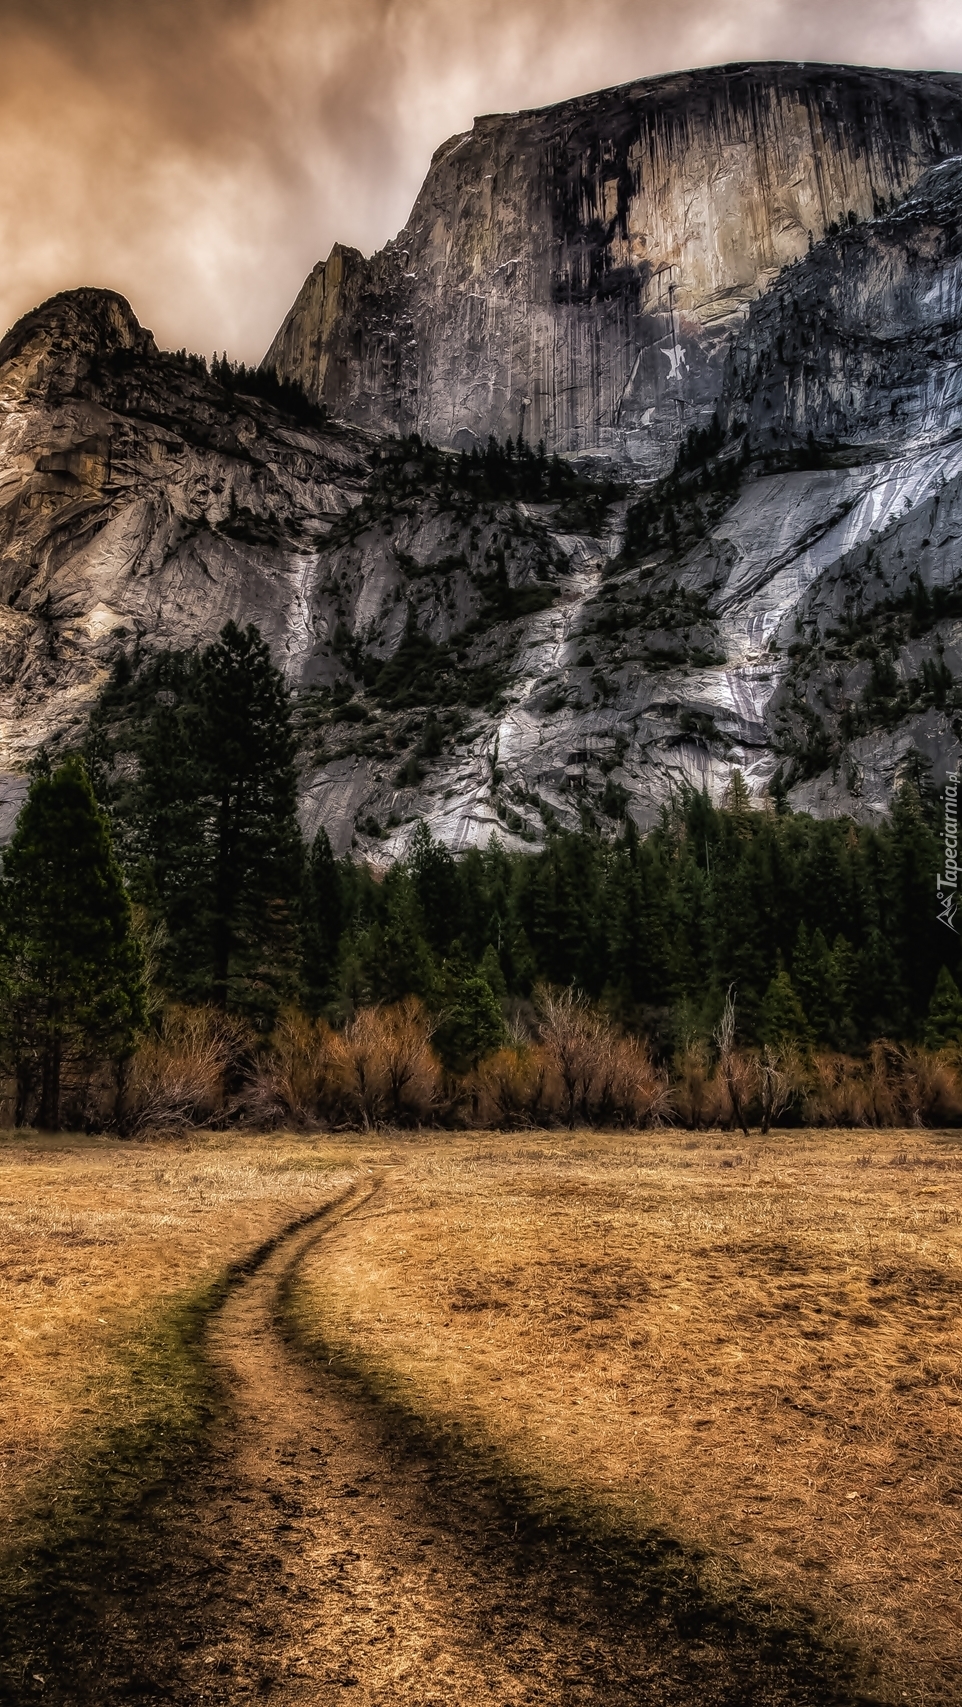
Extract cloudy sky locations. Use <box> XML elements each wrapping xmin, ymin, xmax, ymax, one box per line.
<box><xmin>1</xmin><ymin>0</ymin><xmax>960</xmax><ymax>361</ymax></box>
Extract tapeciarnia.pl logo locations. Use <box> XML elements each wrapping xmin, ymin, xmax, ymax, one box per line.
<box><xmin>937</xmin><ymin>766</ymin><xmax>960</xmax><ymax>932</ymax></box>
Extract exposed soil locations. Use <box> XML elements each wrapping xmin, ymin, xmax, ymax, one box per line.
<box><xmin>5</xmin><ymin>1176</ymin><xmax>873</xmax><ymax>1705</ymax></box>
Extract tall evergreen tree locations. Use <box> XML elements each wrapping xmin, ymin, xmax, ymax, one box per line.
<box><xmin>923</xmin><ymin>966</ymin><xmax>962</xmax><ymax>1048</ymax></box>
<box><xmin>792</xmin><ymin>925</ymin><xmax>833</xmax><ymax>1042</ymax></box>
<box><xmin>365</xmin><ymin>865</ymin><xmax>436</xmax><ymax>1003</ymax></box>
<box><xmin>434</xmin><ymin>952</ymin><xmax>506</xmax><ymax>1073</ymax></box>
<box><xmin>302</xmin><ymin>828</ymin><xmax>344</xmax><ymax>1012</ymax></box>
<box><xmin>759</xmin><ymin>969</ymin><xmax>810</xmax><ymax>1047</ymax></box>
<box><xmin>132</xmin><ymin>624</ymin><xmax>305</xmax><ymax>1022</ymax></box>
<box><xmin>881</xmin><ymin>782</ymin><xmax>943</xmax><ymax>1033</ymax></box>
<box><xmin>0</xmin><ymin>757</ymin><xmax>145</xmax><ymax>1129</ymax></box>
<box><xmin>408</xmin><ymin>820</ymin><xmax>463</xmax><ymax>954</ymax></box>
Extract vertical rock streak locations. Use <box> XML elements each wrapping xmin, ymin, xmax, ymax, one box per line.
<box><xmin>266</xmin><ymin>63</ymin><xmax>962</xmax><ymax>472</ymax></box>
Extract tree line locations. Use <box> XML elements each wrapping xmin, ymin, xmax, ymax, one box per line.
<box><xmin>2</xmin><ymin>621</ymin><xmax>960</xmax><ymax>1129</ymax></box>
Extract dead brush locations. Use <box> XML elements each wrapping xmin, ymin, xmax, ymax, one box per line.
<box><xmin>535</xmin><ymin>985</ymin><xmax>604</xmax><ymax>1127</ymax></box>
<box><xmin>473</xmin><ymin>1043</ymin><xmax>551</xmax><ymax>1128</ymax></box>
<box><xmin>126</xmin><ymin>1005</ymin><xmax>253</xmax><ymax>1130</ymax></box>
<box><xmin>330</xmin><ymin>997</ymin><xmax>440</xmax><ymax>1127</ymax></box>
<box><xmin>802</xmin><ymin>1052</ymin><xmax>873</xmax><ymax>1126</ymax></box>
<box><xmin>757</xmin><ymin>1043</ymin><xmax>807</xmax><ymax>1134</ymax></box>
<box><xmin>244</xmin><ymin>1009</ymin><xmax>337</xmax><ymax>1127</ymax></box>
<box><xmin>712</xmin><ymin>987</ymin><xmax>755</xmax><ymax>1136</ymax></box>
<box><xmin>671</xmin><ymin>1038</ymin><xmax>727</xmax><ymax>1128</ymax></box>
<box><xmin>592</xmin><ymin>1032</ymin><xmax>672</xmax><ymax>1128</ymax></box>
<box><xmin>873</xmin><ymin>1037</ymin><xmax>962</xmax><ymax>1133</ymax></box>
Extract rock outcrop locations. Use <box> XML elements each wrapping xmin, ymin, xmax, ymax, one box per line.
<box><xmin>4</xmin><ymin>69</ymin><xmax>962</xmax><ymax>855</ymax></box>
<box><xmin>0</xmin><ymin>288</ymin><xmax>371</xmax><ymax>829</ymax></box>
<box><xmin>266</xmin><ymin>62</ymin><xmax>962</xmax><ymax>476</ymax></box>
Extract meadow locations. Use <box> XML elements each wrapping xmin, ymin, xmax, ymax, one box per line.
<box><xmin>0</xmin><ymin>1136</ymin><xmax>359</xmax><ymax>1544</ymax></box>
<box><xmin>1</xmin><ymin>1127</ymin><xmax>959</xmax><ymax>1704</ymax></box>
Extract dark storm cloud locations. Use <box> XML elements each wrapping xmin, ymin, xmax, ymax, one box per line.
<box><xmin>0</xmin><ymin>0</ymin><xmax>959</xmax><ymax>359</ymax></box>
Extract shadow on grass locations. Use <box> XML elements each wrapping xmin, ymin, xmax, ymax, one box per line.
<box><xmin>0</xmin><ymin>1202</ymin><xmax>346</xmax><ymax>1707</ymax></box>
<box><xmin>280</xmin><ymin>1273</ymin><xmax>889</xmax><ymax>1707</ymax></box>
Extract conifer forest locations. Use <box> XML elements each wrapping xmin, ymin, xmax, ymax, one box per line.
<box><xmin>2</xmin><ymin>620</ymin><xmax>959</xmax><ymax>1133</ymax></box>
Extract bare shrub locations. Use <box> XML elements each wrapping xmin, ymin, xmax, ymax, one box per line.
<box><xmin>902</xmin><ymin>1047</ymin><xmax>962</xmax><ymax>1125</ymax></box>
<box><xmin>799</xmin><ymin>1047</ymin><xmax>962</xmax><ymax>1128</ymax></box>
<box><xmin>331</xmin><ymin>1008</ymin><xmax>388</xmax><ymax>1129</ymax></box>
<box><xmin>126</xmin><ymin>1006</ymin><xmax>252</xmax><ymax>1130</ymax></box>
<box><xmin>758</xmin><ymin>1043</ymin><xmax>807</xmax><ymax>1134</ymax></box>
<box><xmin>712</xmin><ymin>987</ymin><xmax>753</xmax><ymax>1135</ymax></box>
<box><xmin>474</xmin><ymin>1044</ymin><xmax>551</xmax><ymax>1128</ymax></box>
<box><xmin>872</xmin><ymin>1043</ymin><xmax>962</xmax><ymax>1127</ymax></box>
<box><xmin>378</xmin><ymin>998</ymin><xmax>441</xmax><ymax>1123</ymax></box>
<box><xmin>535</xmin><ymin>986</ymin><xmax>603</xmax><ymax>1127</ymax></box>
<box><xmin>245</xmin><ymin>1010</ymin><xmax>337</xmax><ymax>1128</ymax></box>
<box><xmin>801</xmin><ymin>1053</ymin><xmax>871</xmax><ymax>1126</ymax></box>
<box><xmin>671</xmin><ymin>1038</ymin><xmax>723</xmax><ymax>1128</ymax></box>
<box><xmin>866</xmin><ymin>1040</ymin><xmax>904</xmax><ymax>1127</ymax></box>
<box><xmin>595</xmin><ymin>1033</ymin><xmax>672</xmax><ymax>1128</ymax></box>
<box><xmin>331</xmin><ymin>998</ymin><xmax>440</xmax><ymax>1128</ymax></box>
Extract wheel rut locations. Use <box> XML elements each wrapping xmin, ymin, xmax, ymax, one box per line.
<box><xmin>183</xmin><ymin>1176</ymin><xmax>689</xmax><ymax>1705</ymax></box>
<box><xmin>19</xmin><ymin>1176</ymin><xmax>862</xmax><ymax>1706</ymax></box>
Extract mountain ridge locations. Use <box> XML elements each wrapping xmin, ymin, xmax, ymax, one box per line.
<box><xmin>2</xmin><ymin>64</ymin><xmax>962</xmax><ymax>853</ymax></box>
<box><xmin>266</xmin><ymin>60</ymin><xmax>962</xmax><ymax>475</ymax></box>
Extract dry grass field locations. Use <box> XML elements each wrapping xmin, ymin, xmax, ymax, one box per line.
<box><xmin>291</xmin><ymin>1130</ymin><xmax>962</xmax><ymax>1706</ymax></box>
<box><xmin>1</xmin><ymin>1127</ymin><xmax>960</xmax><ymax>1705</ymax></box>
<box><xmin>0</xmin><ymin>1133</ymin><xmax>360</xmax><ymax>1541</ymax></box>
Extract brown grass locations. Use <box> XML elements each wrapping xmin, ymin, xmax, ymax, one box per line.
<box><xmin>292</xmin><ymin>1128</ymin><xmax>962</xmax><ymax>1706</ymax></box>
<box><xmin>0</xmin><ymin>1131</ymin><xmax>361</xmax><ymax>1534</ymax></box>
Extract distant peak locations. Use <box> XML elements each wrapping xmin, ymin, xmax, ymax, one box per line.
<box><xmin>0</xmin><ymin>287</ymin><xmax>155</xmax><ymax>372</ymax></box>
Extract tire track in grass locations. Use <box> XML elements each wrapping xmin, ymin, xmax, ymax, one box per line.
<box><xmin>2</xmin><ymin>1173</ymin><xmax>881</xmax><ymax>1706</ymax></box>
<box><xmin>0</xmin><ymin>1181</ymin><xmax>370</xmax><ymax>1706</ymax></box>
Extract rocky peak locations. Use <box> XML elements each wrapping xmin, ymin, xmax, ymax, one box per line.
<box><xmin>265</xmin><ymin>61</ymin><xmax>962</xmax><ymax>475</ymax></box>
<box><xmin>0</xmin><ymin>288</ymin><xmax>156</xmax><ymax>407</ymax></box>
<box><xmin>3</xmin><ymin>77</ymin><xmax>962</xmax><ymax>855</ymax></box>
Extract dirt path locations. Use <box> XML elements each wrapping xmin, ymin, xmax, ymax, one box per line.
<box><xmin>9</xmin><ymin>1179</ymin><xmax>865</xmax><ymax>1705</ymax></box>
<box><xmin>156</xmin><ymin>1178</ymin><xmax>853</xmax><ymax>1707</ymax></box>
<box><xmin>182</xmin><ymin>1178</ymin><xmax>686</xmax><ymax>1705</ymax></box>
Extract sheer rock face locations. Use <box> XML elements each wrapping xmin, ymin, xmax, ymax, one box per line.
<box><xmin>266</xmin><ymin>62</ymin><xmax>962</xmax><ymax>476</ymax></box>
<box><xmin>0</xmin><ymin>289</ymin><xmax>372</xmax><ymax>784</ymax></box>
<box><xmin>4</xmin><ymin>89</ymin><xmax>962</xmax><ymax>854</ymax></box>
<box><xmin>721</xmin><ymin>156</ymin><xmax>962</xmax><ymax>459</ymax></box>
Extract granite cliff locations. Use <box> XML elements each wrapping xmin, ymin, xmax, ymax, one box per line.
<box><xmin>266</xmin><ymin>61</ymin><xmax>962</xmax><ymax>476</ymax></box>
<box><xmin>2</xmin><ymin>64</ymin><xmax>962</xmax><ymax>854</ymax></box>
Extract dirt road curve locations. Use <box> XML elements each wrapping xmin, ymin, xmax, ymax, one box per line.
<box><xmin>187</xmin><ymin>1180</ymin><xmax>702</xmax><ymax>1706</ymax></box>
<box><xmin>13</xmin><ymin>1181</ymin><xmax>862</xmax><ymax>1706</ymax></box>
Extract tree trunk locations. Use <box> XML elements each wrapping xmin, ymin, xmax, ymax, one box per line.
<box><xmin>212</xmin><ymin>788</ymin><xmax>240</xmax><ymax>1009</ymax></box>
<box><xmin>115</xmin><ymin>1052</ymin><xmax>134</xmax><ymax>1135</ymax></box>
<box><xmin>14</xmin><ymin>1057</ymin><xmax>33</xmax><ymax>1127</ymax></box>
<box><xmin>724</xmin><ymin>1061</ymin><xmax>750</xmax><ymax>1137</ymax></box>
<box><xmin>38</xmin><ymin>1033</ymin><xmax>62</xmax><ymax>1131</ymax></box>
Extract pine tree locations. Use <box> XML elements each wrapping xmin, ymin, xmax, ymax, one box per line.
<box><xmin>366</xmin><ymin>867</ymin><xmax>435</xmax><ymax>1003</ymax></box>
<box><xmin>131</xmin><ymin>624</ymin><xmax>305</xmax><ymax>1022</ymax></box>
<box><xmin>435</xmin><ymin>969</ymin><xmax>506</xmax><ymax>1072</ymax></box>
<box><xmin>759</xmin><ymin>970</ymin><xmax>810</xmax><ymax>1047</ymax></box>
<box><xmin>302</xmin><ymin>828</ymin><xmax>345</xmax><ymax>1012</ymax></box>
<box><xmin>792</xmin><ymin>924</ymin><xmax>833</xmax><ymax>1042</ymax></box>
<box><xmin>0</xmin><ymin>757</ymin><xmax>145</xmax><ymax>1129</ymax></box>
<box><xmin>200</xmin><ymin>624</ymin><xmax>304</xmax><ymax>1014</ymax></box>
<box><xmin>478</xmin><ymin>941</ymin><xmax>508</xmax><ymax>1005</ymax></box>
<box><xmin>408</xmin><ymin>820</ymin><xmax>462</xmax><ymax>954</ymax></box>
<box><xmin>826</xmin><ymin>934</ymin><xmax>859</xmax><ymax>1051</ymax></box>
<box><xmin>882</xmin><ymin>782</ymin><xmax>944</xmax><ymax>1034</ymax></box>
<box><xmin>923</xmin><ymin>966</ymin><xmax>962</xmax><ymax>1048</ymax></box>
<box><xmin>856</xmin><ymin>925</ymin><xmax>903</xmax><ymax>1042</ymax></box>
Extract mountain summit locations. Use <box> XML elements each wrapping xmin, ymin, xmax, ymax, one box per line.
<box><xmin>2</xmin><ymin>63</ymin><xmax>962</xmax><ymax>851</ymax></box>
<box><xmin>266</xmin><ymin>62</ymin><xmax>962</xmax><ymax>475</ymax></box>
